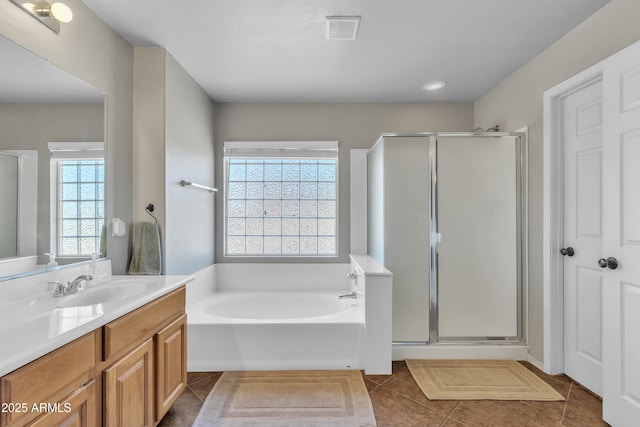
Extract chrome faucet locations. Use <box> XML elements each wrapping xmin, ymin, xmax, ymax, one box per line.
<box><xmin>69</xmin><ymin>275</ymin><xmax>93</xmax><ymax>293</ymax></box>
<box><xmin>51</xmin><ymin>275</ymin><xmax>93</xmax><ymax>297</ymax></box>
<box><xmin>338</xmin><ymin>291</ymin><xmax>358</xmax><ymax>299</ymax></box>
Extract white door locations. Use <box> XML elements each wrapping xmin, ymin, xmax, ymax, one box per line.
<box><xmin>562</xmin><ymin>79</ymin><xmax>604</xmax><ymax>396</ymax></box>
<box><xmin>602</xmin><ymin>40</ymin><xmax>640</xmax><ymax>427</ymax></box>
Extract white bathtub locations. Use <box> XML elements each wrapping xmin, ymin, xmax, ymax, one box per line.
<box><xmin>187</xmin><ymin>291</ymin><xmax>365</xmax><ymax>371</ymax></box>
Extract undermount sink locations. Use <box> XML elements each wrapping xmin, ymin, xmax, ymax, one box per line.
<box><xmin>55</xmin><ymin>279</ymin><xmax>158</xmax><ymax>308</ymax></box>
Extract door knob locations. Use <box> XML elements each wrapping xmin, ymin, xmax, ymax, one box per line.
<box><xmin>598</xmin><ymin>257</ymin><xmax>618</xmax><ymax>270</ymax></box>
<box><xmin>560</xmin><ymin>247</ymin><xmax>575</xmax><ymax>257</ymax></box>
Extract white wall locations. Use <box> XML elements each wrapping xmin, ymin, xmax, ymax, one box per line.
<box><xmin>474</xmin><ymin>0</ymin><xmax>640</xmax><ymax>364</ymax></box>
<box><xmin>214</xmin><ymin>102</ymin><xmax>474</xmax><ymax>263</ymax></box>
<box><xmin>0</xmin><ymin>0</ymin><xmax>134</xmax><ymax>273</ymax></box>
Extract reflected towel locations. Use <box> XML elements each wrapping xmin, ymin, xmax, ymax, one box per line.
<box><xmin>99</xmin><ymin>223</ymin><xmax>107</xmax><ymax>257</ymax></box>
<box><xmin>128</xmin><ymin>222</ymin><xmax>161</xmax><ymax>275</ymax></box>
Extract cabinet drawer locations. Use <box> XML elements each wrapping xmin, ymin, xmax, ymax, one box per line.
<box><xmin>26</xmin><ymin>379</ymin><xmax>96</xmax><ymax>427</ymax></box>
<box><xmin>0</xmin><ymin>332</ymin><xmax>96</xmax><ymax>427</ymax></box>
<box><xmin>103</xmin><ymin>286</ymin><xmax>185</xmax><ymax>361</ymax></box>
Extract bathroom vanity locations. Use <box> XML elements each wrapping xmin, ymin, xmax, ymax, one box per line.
<box><xmin>0</xmin><ymin>262</ymin><xmax>191</xmax><ymax>427</ymax></box>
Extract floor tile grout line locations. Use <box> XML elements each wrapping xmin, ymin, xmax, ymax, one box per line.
<box><xmin>519</xmin><ymin>399</ymin><xmax>566</xmax><ymax>425</ymax></box>
<box><xmin>189</xmin><ymin>372</ymin><xmax>223</xmax><ymax>388</ymax></box>
<box><xmin>366</xmin><ymin>373</ymin><xmax>457</xmax><ymax>421</ymax></box>
<box><xmin>440</xmin><ymin>401</ymin><xmax>470</xmax><ymax>427</ymax></box>
<box><xmin>367</xmin><ymin>382</ymin><xmax>383</xmax><ymax>393</ymax></box>
<box><xmin>187</xmin><ymin>372</ymin><xmax>219</xmax><ymax>387</ymax></box>
<box><xmin>187</xmin><ymin>384</ymin><xmax>205</xmax><ymax>403</ymax></box>
<box><xmin>363</xmin><ymin>375</ymin><xmax>394</xmax><ymax>393</ymax></box>
<box><xmin>559</xmin><ymin>381</ymin><xmax>574</xmax><ymax>426</ymax></box>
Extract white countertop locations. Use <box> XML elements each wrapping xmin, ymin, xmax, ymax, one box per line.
<box><xmin>0</xmin><ymin>273</ymin><xmax>193</xmax><ymax>377</ymax></box>
<box><xmin>349</xmin><ymin>254</ymin><xmax>393</xmax><ymax>276</ymax></box>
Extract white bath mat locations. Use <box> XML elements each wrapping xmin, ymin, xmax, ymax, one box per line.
<box><xmin>193</xmin><ymin>370</ymin><xmax>376</xmax><ymax>427</ymax></box>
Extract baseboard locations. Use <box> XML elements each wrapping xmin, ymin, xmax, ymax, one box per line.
<box><xmin>527</xmin><ymin>354</ymin><xmax>545</xmax><ymax>371</ymax></box>
<box><xmin>392</xmin><ymin>344</ymin><xmax>529</xmax><ymax>361</ymax></box>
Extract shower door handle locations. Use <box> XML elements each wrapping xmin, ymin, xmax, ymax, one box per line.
<box><xmin>560</xmin><ymin>247</ymin><xmax>574</xmax><ymax>257</ymax></box>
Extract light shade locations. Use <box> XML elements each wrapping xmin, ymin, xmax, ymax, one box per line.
<box><xmin>50</xmin><ymin>2</ymin><xmax>73</xmax><ymax>23</ymax></box>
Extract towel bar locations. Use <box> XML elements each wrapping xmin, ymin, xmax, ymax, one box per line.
<box><xmin>180</xmin><ymin>180</ymin><xmax>218</xmax><ymax>193</ymax></box>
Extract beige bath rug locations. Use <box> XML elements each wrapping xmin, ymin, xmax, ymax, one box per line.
<box><xmin>193</xmin><ymin>370</ymin><xmax>376</xmax><ymax>427</ymax></box>
<box><xmin>406</xmin><ymin>359</ymin><xmax>565</xmax><ymax>401</ymax></box>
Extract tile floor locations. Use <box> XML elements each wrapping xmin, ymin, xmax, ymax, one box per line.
<box><xmin>157</xmin><ymin>361</ymin><xmax>609</xmax><ymax>426</ymax></box>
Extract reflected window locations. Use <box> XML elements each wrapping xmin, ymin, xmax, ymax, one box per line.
<box><xmin>49</xmin><ymin>142</ymin><xmax>105</xmax><ymax>257</ymax></box>
<box><xmin>223</xmin><ymin>141</ymin><xmax>338</xmax><ymax>257</ymax></box>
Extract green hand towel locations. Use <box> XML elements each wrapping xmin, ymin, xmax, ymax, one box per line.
<box><xmin>99</xmin><ymin>222</ymin><xmax>107</xmax><ymax>257</ymax></box>
<box><xmin>128</xmin><ymin>222</ymin><xmax>162</xmax><ymax>275</ymax></box>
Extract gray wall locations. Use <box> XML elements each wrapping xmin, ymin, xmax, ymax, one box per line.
<box><xmin>0</xmin><ymin>154</ymin><xmax>18</xmax><ymax>258</ymax></box>
<box><xmin>0</xmin><ymin>0</ymin><xmax>134</xmax><ymax>273</ymax></box>
<box><xmin>474</xmin><ymin>0</ymin><xmax>640</xmax><ymax>364</ymax></box>
<box><xmin>132</xmin><ymin>47</ymin><xmax>166</xmax><ymax>260</ymax></box>
<box><xmin>0</xmin><ymin>103</ymin><xmax>104</xmax><ymax>262</ymax></box>
<box><xmin>164</xmin><ymin>53</ymin><xmax>216</xmax><ymax>274</ymax></box>
<box><xmin>214</xmin><ymin>102</ymin><xmax>474</xmax><ymax>263</ymax></box>
<box><xmin>133</xmin><ymin>47</ymin><xmax>216</xmax><ymax>274</ymax></box>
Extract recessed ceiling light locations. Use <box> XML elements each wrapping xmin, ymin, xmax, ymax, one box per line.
<box><xmin>423</xmin><ymin>81</ymin><xmax>447</xmax><ymax>91</ymax></box>
<box><xmin>326</xmin><ymin>16</ymin><xmax>361</xmax><ymax>40</ymax></box>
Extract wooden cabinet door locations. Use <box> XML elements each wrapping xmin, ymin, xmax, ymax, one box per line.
<box><xmin>1</xmin><ymin>333</ymin><xmax>95</xmax><ymax>427</ymax></box>
<box><xmin>155</xmin><ymin>314</ymin><xmax>187</xmax><ymax>422</ymax></box>
<box><xmin>103</xmin><ymin>339</ymin><xmax>153</xmax><ymax>427</ymax></box>
<box><xmin>26</xmin><ymin>380</ymin><xmax>96</xmax><ymax>427</ymax></box>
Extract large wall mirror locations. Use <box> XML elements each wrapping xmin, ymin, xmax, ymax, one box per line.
<box><xmin>0</xmin><ymin>35</ymin><xmax>106</xmax><ymax>280</ymax></box>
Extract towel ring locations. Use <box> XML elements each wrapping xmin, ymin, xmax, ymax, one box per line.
<box><xmin>145</xmin><ymin>204</ymin><xmax>158</xmax><ymax>224</ymax></box>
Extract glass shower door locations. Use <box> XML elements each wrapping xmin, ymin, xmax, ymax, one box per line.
<box><xmin>435</xmin><ymin>135</ymin><xmax>523</xmax><ymax>340</ymax></box>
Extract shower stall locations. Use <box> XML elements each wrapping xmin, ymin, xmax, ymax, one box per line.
<box><xmin>367</xmin><ymin>132</ymin><xmax>526</xmax><ymax>345</ymax></box>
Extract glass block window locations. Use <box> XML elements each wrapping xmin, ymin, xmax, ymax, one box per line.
<box><xmin>56</xmin><ymin>159</ymin><xmax>105</xmax><ymax>256</ymax></box>
<box><xmin>224</xmin><ymin>141</ymin><xmax>338</xmax><ymax>257</ymax></box>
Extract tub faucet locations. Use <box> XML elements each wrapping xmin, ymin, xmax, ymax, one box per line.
<box><xmin>52</xmin><ymin>274</ymin><xmax>93</xmax><ymax>297</ymax></box>
<box><xmin>338</xmin><ymin>291</ymin><xmax>358</xmax><ymax>299</ymax></box>
<box><xmin>347</xmin><ymin>272</ymin><xmax>359</xmax><ymax>286</ymax></box>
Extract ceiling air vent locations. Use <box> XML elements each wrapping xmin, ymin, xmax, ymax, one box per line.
<box><xmin>326</xmin><ymin>16</ymin><xmax>361</xmax><ymax>40</ymax></box>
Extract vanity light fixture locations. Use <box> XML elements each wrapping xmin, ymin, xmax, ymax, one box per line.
<box><xmin>422</xmin><ymin>80</ymin><xmax>447</xmax><ymax>91</ymax></box>
<box><xmin>10</xmin><ymin>0</ymin><xmax>73</xmax><ymax>33</ymax></box>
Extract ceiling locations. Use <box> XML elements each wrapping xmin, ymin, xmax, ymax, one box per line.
<box><xmin>82</xmin><ymin>0</ymin><xmax>610</xmax><ymax>102</ymax></box>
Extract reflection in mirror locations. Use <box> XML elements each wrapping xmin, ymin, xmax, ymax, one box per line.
<box><xmin>0</xmin><ymin>152</ymin><xmax>19</xmax><ymax>257</ymax></box>
<box><xmin>0</xmin><ymin>35</ymin><xmax>106</xmax><ymax>280</ymax></box>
